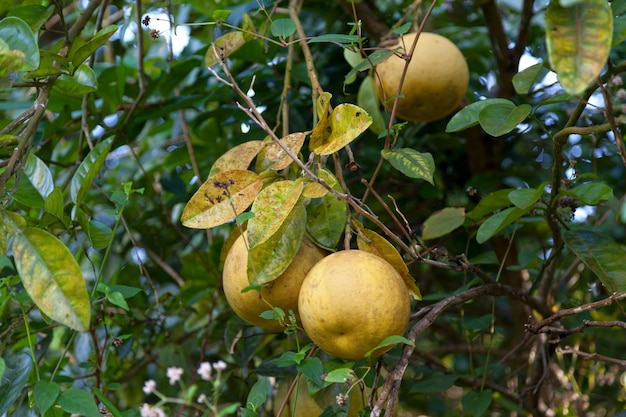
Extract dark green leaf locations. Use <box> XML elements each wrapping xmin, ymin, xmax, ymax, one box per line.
<box><xmin>70</xmin><ymin>137</ymin><xmax>114</xmax><ymax>205</ymax></box>
<box><xmin>297</xmin><ymin>357</ymin><xmax>325</xmax><ymax>387</ymax></box>
<box><xmin>562</xmin><ymin>182</ymin><xmax>613</xmax><ymax>205</ymax></box>
<box><xmin>365</xmin><ymin>335</ymin><xmax>414</xmax><ymax>359</ymax></box>
<box><xmin>307</xmin><ymin>34</ymin><xmax>359</xmax><ymax>44</ymax></box>
<box><xmin>564</xmin><ymin>230</ymin><xmax>626</xmax><ymax>292</ymax></box>
<box><xmin>344</xmin><ymin>48</ymin><xmax>397</xmax><ymax>85</ymax></box>
<box><xmin>34</xmin><ymin>380</ymin><xmax>60</xmax><ymax>415</ymax></box>
<box><xmin>58</xmin><ymin>388</ymin><xmax>101</xmax><ymax>417</ymax></box>
<box><xmin>54</xmin><ymin>63</ymin><xmax>98</xmax><ymax>96</ymax></box>
<box><xmin>513</xmin><ymin>63</ymin><xmax>544</xmax><ymax>94</ymax></box>
<box><xmin>0</xmin><ymin>16</ymin><xmax>39</xmax><ymax>72</ymax></box>
<box><xmin>462</xmin><ymin>390</ymin><xmax>492</xmax><ymax>417</ymax></box>
<box><xmin>381</xmin><ymin>148</ymin><xmax>435</xmax><ymax>184</ymax></box>
<box><xmin>70</xmin><ymin>25</ymin><xmax>117</xmax><ymax>67</ymax></box>
<box><xmin>508</xmin><ymin>185</ymin><xmax>545</xmax><ymax>209</ymax></box>
<box><xmin>8</xmin><ymin>5</ymin><xmax>55</xmax><ymax>34</ymax></box>
<box><xmin>466</xmin><ymin>189</ymin><xmax>515</xmax><ymax>221</ymax></box>
<box><xmin>0</xmin><ymin>352</ymin><xmax>32</xmax><ymax>416</ymax></box>
<box><xmin>409</xmin><ymin>374</ymin><xmax>459</xmax><ymax>393</ymax></box>
<box><xmin>88</xmin><ymin>220</ymin><xmax>113</xmax><ymax>250</ymax></box>
<box><xmin>93</xmin><ymin>388</ymin><xmax>123</xmax><ymax>417</ymax></box>
<box><xmin>306</xmin><ymin>170</ymin><xmax>346</xmax><ymax>249</ymax></box>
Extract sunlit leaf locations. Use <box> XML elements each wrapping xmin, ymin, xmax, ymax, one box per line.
<box><xmin>70</xmin><ymin>136</ymin><xmax>114</xmax><ymax>205</ymax></box>
<box><xmin>247</xmin><ymin>180</ymin><xmax>304</xmax><ymax>248</ymax></box>
<box><xmin>422</xmin><ymin>207</ymin><xmax>466</xmax><ymax>240</ymax></box>
<box><xmin>205</xmin><ymin>14</ymin><xmax>255</xmax><ymax>67</ymax></box>
<box><xmin>364</xmin><ymin>335</ymin><xmax>415</xmax><ymax>359</ymax></box>
<box><xmin>248</xmin><ymin>204</ymin><xmax>306</xmax><ymax>284</ymax></box>
<box><xmin>181</xmin><ymin>169</ymin><xmax>262</xmax><ymax>229</ymax></box>
<box><xmin>478</xmin><ymin>102</ymin><xmax>531</xmax><ymax>136</ymax></box>
<box><xmin>357</xmin><ymin>75</ymin><xmax>386</xmax><ymax>134</ymax></box>
<box><xmin>24</xmin><ymin>154</ymin><xmax>53</xmax><ymax>198</ymax></box>
<box><xmin>13</xmin><ymin>228</ymin><xmax>91</xmax><ymax>331</ymax></box>
<box><xmin>476</xmin><ymin>206</ymin><xmax>527</xmax><ymax>244</ymax></box>
<box><xmin>446</xmin><ymin>98</ymin><xmax>512</xmax><ymax>133</ymax></box>
<box><xmin>209</xmin><ymin>140</ymin><xmax>265</xmax><ymax>177</ymax></box>
<box><xmin>545</xmin><ymin>0</ymin><xmax>613</xmax><ymax>95</ymax></box>
<box><xmin>353</xmin><ymin>219</ymin><xmax>421</xmax><ymax>300</ymax></box>
<box><xmin>257</xmin><ymin>132</ymin><xmax>306</xmax><ymax>171</ymax></box>
<box><xmin>310</xmin><ymin>103</ymin><xmax>371</xmax><ymax>155</ymax></box>
<box><xmin>564</xmin><ymin>229</ymin><xmax>626</xmax><ymax>292</ymax></box>
<box><xmin>381</xmin><ymin>148</ymin><xmax>435</xmax><ymax>185</ymax></box>
<box><xmin>324</xmin><ymin>368</ymin><xmax>356</xmax><ymax>383</ymax></box>
<box><xmin>0</xmin><ymin>16</ymin><xmax>39</xmax><ymax>72</ymax></box>
<box><xmin>306</xmin><ymin>169</ymin><xmax>346</xmax><ymax>249</ymax></box>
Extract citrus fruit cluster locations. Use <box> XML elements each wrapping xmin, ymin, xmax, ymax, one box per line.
<box><xmin>376</xmin><ymin>32</ymin><xmax>469</xmax><ymax>123</ymax></box>
<box><xmin>222</xmin><ymin>234</ymin><xmax>412</xmax><ymax>361</ymax></box>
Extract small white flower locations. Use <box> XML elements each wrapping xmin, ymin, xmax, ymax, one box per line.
<box><xmin>198</xmin><ymin>393</ymin><xmax>208</xmax><ymax>403</ymax></box>
<box><xmin>142</xmin><ymin>379</ymin><xmax>156</xmax><ymax>394</ymax></box>
<box><xmin>139</xmin><ymin>403</ymin><xmax>167</xmax><ymax>417</ymax></box>
<box><xmin>197</xmin><ymin>362</ymin><xmax>212</xmax><ymax>381</ymax></box>
<box><xmin>166</xmin><ymin>366</ymin><xmax>184</xmax><ymax>385</ymax></box>
<box><xmin>212</xmin><ymin>360</ymin><xmax>227</xmax><ymax>371</ymax></box>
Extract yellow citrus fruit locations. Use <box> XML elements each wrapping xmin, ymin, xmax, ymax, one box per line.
<box><xmin>222</xmin><ymin>234</ymin><xmax>326</xmax><ymax>332</ymax></box>
<box><xmin>375</xmin><ymin>32</ymin><xmax>469</xmax><ymax>123</ymax></box>
<box><xmin>298</xmin><ymin>250</ymin><xmax>411</xmax><ymax>361</ymax></box>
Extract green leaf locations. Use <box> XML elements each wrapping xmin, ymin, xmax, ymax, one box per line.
<box><xmin>476</xmin><ymin>206</ymin><xmax>526</xmax><ymax>244</ymax></box>
<box><xmin>513</xmin><ymin>63</ymin><xmax>545</xmax><ymax>94</ymax></box>
<box><xmin>93</xmin><ymin>388</ymin><xmax>123</xmax><ymax>417</ymax></box>
<box><xmin>357</xmin><ymin>75</ymin><xmax>386</xmax><ymax>134</ymax></box>
<box><xmin>297</xmin><ymin>357</ymin><xmax>325</xmax><ymax>387</ymax></box>
<box><xmin>70</xmin><ymin>136</ymin><xmax>114</xmax><ymax>205</ymax></box>
<box><xmin>478</xmin><ymin>102</ymin><xmax>531</xmax><ymax>136</ymax></box>
<box><xmin>562</xmin><ymin>182</ymin><xmax>613</xmax><ymax>205</ymax></box>
<box><xmin>247</xmin><ymin>180</ymin><xmax>304</xmax><ymax>248</ymax></box>
<box><xmin>307</xmin><ymin>34</ymin><xmax>359</xmax><ymax>44</ymax></box>
<box><xmin>181</xmin><ymin>169</ymin><xmax>262</xmax><ymax>229</ymax></box>
<box><xmin>545</xmin><ymin>0</ymin><xmax>613</xmax><ymax>95</ymax></box>
<box><xmin>70</xmin><ymin>25</ymin><xmax>117</xmax><ymax>67</ymax></box>
<box><xmin>248</xmin><ymin>204</ymin><xmax>306</xmax><ymax>284</ymax></box>
<box><xmin>364</xmin><ymin>335</ymin><xmax>415</xmax><ymax>359</ymax></box>
<box><xmin>23</xmin><ymin>154</ymin><xmax>53</xmax><ymax>198</ymax></box>
<box><xmin>88</xmin><ymin>220</ymin><xmax>113</xmax><ymax>250</ymax></box>
<box><xmin>8</xmin><ymin>5</ymin><xmax>55</xmax><ymax>35</ymax></box>
<box><xmin>306</xmin><ymin>169</ymin><xmax>347</xmax><ymax>249</ymax></box>
<box><xmin>34</xmin><ymin>380</ymin><xmax>60</xmax><ymax>415</ymax></box>
<box><xmin>270</xmin><ymin>18</ymin><xmax>296</xmax><ymax>38</ymax></box>
<box><xmin>324</xmin><ymin>368</ymin><xmax>356</xmax><ymax>383</ymax></box>
<box><xmin>462</xmin><ymin>389</ymin><xmax>492</xmax><ymax>417</ymax></box>
<box><xmin>381</xmin><ymin>148</ymin><xmax>435</xmax><ymax>185</ymax></box>
<box><xmin>0</xmin><ymin>352</ymin><xmax>32</xmax><ymax>416</ymax></box>
<box><xmin>466</xmin><ymin>189</ymin><xmax>515</xmax><ymax>221</ymax></box>
<box><xmin>422</xmin><ymin>207</ymin><xmax>466</xmax><ymax>240</ymax></box>
<box><xmin>246</xmin><ymin>377</ymin><xmax>271</xmax><ymax>411</ymax></box>
<box><xmin>54</xmin><ymin>63</ymin><xmax>98</xmax><ymax>96</ymax></box>
<box><xmin>446</xmin><ymin>98</ymin><xmax>512</xmax><ymax>133</ymax></box>
<box><xmin>344</xmin><ymin>48</ymin><xmax>397</xmax><ymax>86</ymax></box>
<box><xmin>409</xmin><ymin>374</ymin><xmax>459</xmax><ymax>393</ymax></box>
<box><xmin>212</xmin><ymin>9</ymin><xmax>232</xmax><ymax>20</ymax></box>
<box><xmin>0</xmin><ymin>358</ymin><xmax>4</xmax><ymax>380</ymax></box>
<box><xmin>0</xmin><ymin>16</ymin><xmax>39</xmax><ymax>72</ymax></box>
<box><xmin>57</xmin><ymin>388</ymin><xmax>102</xmax><ymax>417</ymax></box>
<box><xmin>107</xmin><ymin>291</ymin><xmax>129</xmax><ymax>311</ymax></box>
<box><xmin>508</xmin><ymin>185</ymin><xmax>545</xmax><ymax>209</ymax></box>
<box><xmin>564</xmin><ymin>229</ymin><xmax>626</xmax><ymax>292</ymax></box>
<box><xmin>13</xmin><ymin>227</ymin><xmax>91</xmax><ymax>331</ymax></box>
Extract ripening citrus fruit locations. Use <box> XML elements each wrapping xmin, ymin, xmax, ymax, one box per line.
<box><xmin>222</xmin><ymin>234</ymin><xmax>326</xmax><ymax>332</ymax></box>
<box><xmin>376</xmin><ymin>32</ymin><xmax>469</xmax><ymax>123</ymax></box>
<box><xmin>298</xmin><ymin>250</ymin><xmax>411</xmax><ymax>360</ymax></box>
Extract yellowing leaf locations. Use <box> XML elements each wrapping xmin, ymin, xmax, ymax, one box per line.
<box><xmin>545</xmin><ymin>0</ymin><xmax>612</xmax><ymax>95</ymax></box>
<box><xmin>353</xmin><ymin>219</ymin><xmax>421</xmax><ymax>300</ymax></box>
<box><xmin>299</xmin><ymin>179</ymin><xmax>329</xmax><ymax>198</ymax></box>
<box><xmin>181</xmin><ymin>170</ymin><xmax>262</xmax><ymax>229</ymax></box>
<box><xmin>248</xmin><ymin>204</ymin><xmax>307</xmax><ymax>284</ymax></box>
<box><xmin>381</xmin><ymin>148</ymin><xmax>435</xmax><ymax>185</ymax></box>
<box><xmin>209</xmin><ymin>140</ymin><xmax>265</xmax><ymax>177</ymax></box>
<box><xmin>13</xmin><ymin>228</ymin><xmax>91</xmax><ymax>331</ymax></box>
<box><xmin>310</xmin><ymin>103</ymin><xmax>373</xmax><ymax>155</ymax></box>
<box><xmin>257</xmin><ymin>132</ymin><xmax>306</xmax><ymax>171</ymax></box>
<box><xmin>247</xmin><ymin>180</ymin><xmax>304</xmax><ymax>248</ymax></box>
<box><xmin>205</xmin><ymin>14</ymin><xmax>256</xmax><ymax>67</ymax></box>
